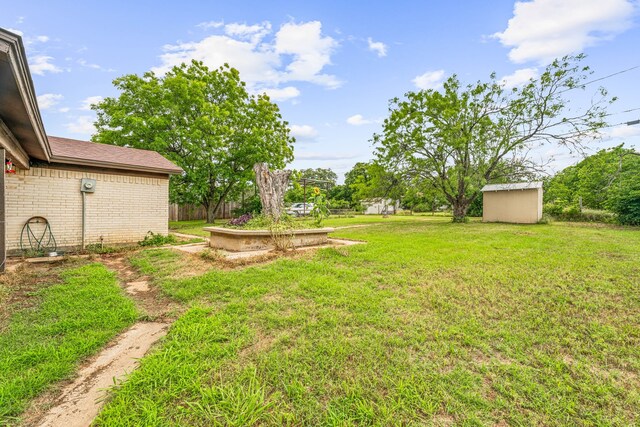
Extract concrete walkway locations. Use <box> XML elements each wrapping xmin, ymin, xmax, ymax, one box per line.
<box><xmin>35</xmin><ymin>322</ymin><xmax>169</xmax><ymax>427</ymax></box>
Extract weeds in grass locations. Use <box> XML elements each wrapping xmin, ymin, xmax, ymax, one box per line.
<box><xmin>200</xmin><ymin>249</ymin><xmax>224</xmax><ymax>262</ymax></box>
<box><xmin>138</xmin><ymin>231</ymin><xmax>177</xmax><ymax>247</ymax></box>
<box><xmin>269</xmin><ymin>221</ymin><xmax>294</xmax><ymax>252</ymax></box>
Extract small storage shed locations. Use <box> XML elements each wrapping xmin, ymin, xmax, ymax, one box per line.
<box><xmin>480</xmin><ymin>182</ymin><xmax>543</xmax><ymax>224</ymax></box>
<box><xmin>0</xmin><ymin>28</ymin><xmax>182</xmax><ymax>265</ymax></box>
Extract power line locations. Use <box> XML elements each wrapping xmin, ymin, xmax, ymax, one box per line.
<box><xmin>603</xmin><ymin>106</ymin><xmax>640</xmax><ymax>118</ymax></box>
<box><xmin>557</xmin><ymin>65</ymin><xmax>640</xmax><ymax>94</ymax></box>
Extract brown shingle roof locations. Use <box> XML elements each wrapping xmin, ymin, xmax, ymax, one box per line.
<box><xmin>48</xmin><ymin>136</ymin><xmax>182</xmax><ymax>175</ymax></box>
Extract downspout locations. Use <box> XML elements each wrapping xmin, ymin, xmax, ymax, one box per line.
<box><xmin>80</xmin><ymin>178</ymin><xmax>95</xmax><ymax>251</ymax></box>
<box><xmin>81</xmin><ymin>191</ymin><xmax>86</xmax><ymax>251</ymax></box>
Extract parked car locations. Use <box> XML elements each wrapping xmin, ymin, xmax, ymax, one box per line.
<box><xmin>287</xmin><ymin>202</ymin><xmax>314</xmax><ymax>216</ymax></box>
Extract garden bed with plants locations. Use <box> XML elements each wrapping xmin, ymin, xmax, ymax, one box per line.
<box><xmin>207</xmin><ymin>213</ymin><xmax>334</xmax><ymax>252</ymax></box>
<box><xmin>206</xmin><ymin>164</ymin><xmax>334</xmax><ymax>252</ymax></box>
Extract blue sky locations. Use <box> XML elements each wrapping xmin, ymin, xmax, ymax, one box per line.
<box><xmin>3</xmin><ymin>0</ymin><xmax>639</xmax><ymax>181</ymax></box>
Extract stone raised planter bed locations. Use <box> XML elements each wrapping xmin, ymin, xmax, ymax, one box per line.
<box><xmin>204</xmin><ymin>226</ymin><xmax>335</xmax><ymax>252</ymax></box>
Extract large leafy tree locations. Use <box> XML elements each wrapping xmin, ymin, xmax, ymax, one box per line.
<box><xmin>545</xmin><ymin>145</ymin><xmax>638</xmax><ymax>209</ymax></box>
<box><xmin>373</xmin><ymin>55</ymin><xmax>612</xmax><ymax>222</ymax></box>
<box><xmin>93</xmin><ymin>61</ymin><xmax>294</xmax><ymax>222</ymax></box>
<box><xmin>284</xmin><ymin>168</ymin><xmax>337</xmax><ymax>203</ymax></box>
<box><xmin>299</xmin><ymin>168</ymin><xmax>338</xmax><ymax>185</ymax></box>
<box><xmin>349</xmin><ymin>162</ymin><xmax>405</xmax><ymax>204</ymax></box>
<box><xmin>545</xmin><ymin>145</ymin><xmax>640</xmax><ymax>224</ymax></box>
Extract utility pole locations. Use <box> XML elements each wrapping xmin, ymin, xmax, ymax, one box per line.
<box><xmin>627</xmin><ymin>119</ymin><xmax>640</xmax><ymax>156</ymax></box>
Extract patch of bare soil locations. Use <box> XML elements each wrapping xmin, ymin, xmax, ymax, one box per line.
<box><xmin>25</xmin><ymin>322</ymin><xmax>169</xmax><ymax>427</ymax></box>
<box><xmin>99</xmin><ymin>254</ymin><xmax>183</xmax><ymax>321</ymax></box>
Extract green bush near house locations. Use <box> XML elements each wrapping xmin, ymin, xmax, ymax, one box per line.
<box><xmin>138</xmin><ymin>231</ymin><xmax>178</xmax><ymax>247</ymax></box>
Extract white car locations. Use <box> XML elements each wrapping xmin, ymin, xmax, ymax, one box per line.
<box><xmin>287</xmin><ymin>202</ymin><xmax>314</xmax><ymax>216</ymax></box>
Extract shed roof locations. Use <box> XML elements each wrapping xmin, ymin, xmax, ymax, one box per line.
<box><xmin>48</xmin><ymin>136</ymin><xmax>183</xmax><ymax>175</ymax></box>
<box><xmin>481</xmin><ymin>181</ymin><xmax>543</xmax><ymax>192</ymax></box>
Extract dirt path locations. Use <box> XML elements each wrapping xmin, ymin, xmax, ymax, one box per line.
<box><xmin>34</xmin><ymin>322</ymin><xmax>168</xmax><ymax>427</ymax></box>
<box><xmin>100</xmin><ymin>254</ymin><xmax>182</xmax><ymax>321</ymax></box>
<box><xmin>25</xmin><ymin>254</ymin><xmax>181</xmax><ymax>426</ymax></box>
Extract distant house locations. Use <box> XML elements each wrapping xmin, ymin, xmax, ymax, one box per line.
<box><xmin>481</xmin><ymin>182</ymin><xmax>543</xmax><ymax>224</ymax></box>
<box><xmin>362</xmin><ymin>198</ymin><xmax>399</xmax><ymax>215</ymax></box>
<box><xmin>0</xmin><ymin>28</ymin><xmax>182</xmax><ymax>264</ymax></box>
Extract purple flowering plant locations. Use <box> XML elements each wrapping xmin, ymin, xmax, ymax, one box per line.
<box><xmin>228</xmin><ymin>213</ymin><xmax>252</xmax><ymax>227</ymax></box>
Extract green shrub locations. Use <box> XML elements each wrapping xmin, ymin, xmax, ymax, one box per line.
<box><xmin>328</xmin><ymin>199</ymin><xmax>351</xmax><ymax>209</ymax></box>
<box><xmin>544</xmin><ymin>202</ymin><xmax>615</xmax><ymax>223</ymax></box>
<box><xmin>543</xmin><ymin>201</ymin><xmax>566</xmax><ymax>216</ymax></box>
<box><xmin>412</xmin><ymin>203</ymin><xmax>430</xmax><ymax>213</ymax></box>
<box><xmin>608</xmin><ymin>188</ymin><xmax>640</xmax><ymax>226</ymax></box>
<box><xmin>232</xmin><ymin>195</ymin><xmax>262</xmax><ymax>216</ymax></box>
<box><xmin>467</xmin><ymin>195</ymin><xmax>483</xmax><ymax>217</ymax></box>
<box><xmin>138</xmin><ymin>231</ymin><xmax>177</xmax><ymax>247</ymax></box>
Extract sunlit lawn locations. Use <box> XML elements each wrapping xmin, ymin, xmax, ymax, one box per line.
<box><xmin>99</xmin><ymin>217</ymin><xmax>640</xmax><ymax>425</ymax></box>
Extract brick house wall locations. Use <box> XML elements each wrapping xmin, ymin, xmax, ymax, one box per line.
<box><xmin>6</xmin><ymin>165</ymin><xmax>169</xmax><ymax>250</ymax></box>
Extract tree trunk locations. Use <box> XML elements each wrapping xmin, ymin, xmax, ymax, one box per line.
<box><xmin>452</xmin><ymin>202</ymin><xmax>468</xmax><ymax>223</ymax></box>
<box><xmin>253</xmin><ymin>163</ymin><xmax>291</xmax><ymax>220</ymax></box>
<box><xmin>206</xmin><ymin>202</ymin><xmax>216</xmax><ymax>223</ymax></box>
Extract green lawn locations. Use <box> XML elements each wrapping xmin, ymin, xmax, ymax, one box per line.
<box><xmin>169</xmin><ymin>214</ymin><xmax>453</xmax><ymax>237</ymax></box>
<box><xmin>170</xmin><ymin>219</ymin><xmax>216</xmax><ymax>237</ymax></box>
<box><xmin>95</xmin><ymin>218</ymin><xmax>640</xmax><ymax>425</ymax></box>
<box><xmin>0</xmin><ymin>263</ymin><xmax>138</xmax><ymax>424</ymax></box>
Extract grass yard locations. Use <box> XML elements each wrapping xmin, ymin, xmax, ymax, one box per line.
<box><xmin>170</xmin><ymin>219</ymin><xmax>216</xmax><ymax>237</ymax></box>
<box><xmin>169</xmin><ymin>214</ymin><xmax>452</xmax><ymax>237</ymax></box>
<box><xmin>0</xmin><ymin>263</ymin><xmax>138</xmax><ymax>424</ymax></box>
<box><xmin>94</xmin><ymin>217</ymin><xmax>640</xmax><ymax>425</ymax></box>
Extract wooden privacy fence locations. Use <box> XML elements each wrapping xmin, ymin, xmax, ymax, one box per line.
<box><xmin>169</xmin><ymin>202</ymin><xmax>240</xmax><ymax>221</ymax></box>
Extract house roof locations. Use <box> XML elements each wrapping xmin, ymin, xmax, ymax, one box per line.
<box><xmin>0</xmin><ymin>28</ymin><xmax>50</xmax><ymax>167</ymax></box>
<box><xmin>481</xmin><ymin>181</ymin><xmax>543</xmax><ymax>192</ymax></box>
<box><xmin>48</xmin><ymin>136</ymin><xmax>183</xmax><ymax>175</ymax></box>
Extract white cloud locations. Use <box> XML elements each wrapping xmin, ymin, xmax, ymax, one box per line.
<box><xmin>37</xmin><ymin>93</ymin><xmax>63</xmax><ymax>109</ymax></box>
<box><xmin>501</xmin><ymin>67</ymin><xmax>538</xmax><ymax>88</ymax></box>
<box><xmin>35</xmin><ymin>35</ymin><xmax>49</xmax><ymax>43</ymax></box>
<box><xmin>367</xmin><ymin>37</ymin><xmax>387</xmax><ymax>57</ymax></box>
<box><xmin>607</xmin><ymin>124</ymin><xmax>640</xmax><ymax>139</ymax></box>
<box><xmin>65</xmin><ymin>116</ymin><xmax>95</xmax><ymax>134</ymax></box>
<box><xmin>493</xmin><ymin>0</ymin><xmax>636</xmax><ymax>64</ymax></box>
<box><xmin>29</xmin><ymin>55</ymin><xmax>62</xmax><ymax>75</ymax></box>
<box><xmin>290</xmin><ymin>124</ymin><xmax>318</xmax><ymax>140</ymax></box>
<box><xmin>58</xmin><ymin>107</ymin><xmax>70</xmax><ymax>113</ymax></box>
<box><xmin>224</xmin><ymin>21</ymin><xmax>271</xmax><ymax>44</ymax></box>
<box><xmin>346</xmin><ymin>114</ymin><xmax>372</xmax><ymax>126</ymax></box>
<box><xmin>197</xmin><ymin>21</ymin><xmax>224</xmax><ymax>30</ymax></box>
<box><xmin>77</xmin><ymin>59</ymin><xmax>115</xmax><ymax>72</ymax></box>
<box><xmin>154</xmin><ymin>20</ymin><xmax>340</xmax><ymax>91</ymax></box>
<box><xmin>80</xmin><ymin>96</ymin><xmax>103</xmax><ymax>110</ymax></box>
<box><xmin>274</xmin><ymin>21</ymin><xmax>340</xmax><ymax>88</ymax></box>
<box><xmin>262</xmin><ymin>86</ymin><xmax>300</xmax><ymax>101</ymax></box>
<box><xmin>412</xmin><ymin>69</ymin><xmax>445</xmax><ymax>90</ymax></box>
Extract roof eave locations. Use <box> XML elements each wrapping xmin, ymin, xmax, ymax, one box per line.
<box><xmin>0</xmin><ymin>29</ymin><xmax>51</xmax><ymax>162</ymax></box>
<box><xmin>50</xmin><ymin>155</ymin><xmax>183</xmax><ymax>175</ymax></box>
